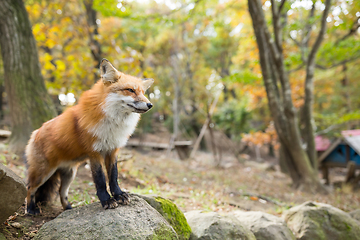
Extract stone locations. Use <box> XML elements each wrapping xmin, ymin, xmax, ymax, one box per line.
<box><xmin>349</xmin><ymin>209</ymin><xmax>360</xmax><ymax>222</ymax></box>
<box><xmin>231</xmin><ymin>210</ymin><xmax>295</xmax><ymax>240</ymax></box>
<box><xmin>35</xmin><ymin>195</ymin><xmax>178</xmax><ymax>240</ymax></box>
<box><xmin>283</xmin><ymin>201</ymin><xmax>360</xmax><ymax>240</ymax></box>
<box><xmin>0</xmin><ymin>163</ymin><xmax>27</xmax><ymax>224</ymax></box>
<box><xmin>185</xmin><ymin>210</ymin><xmax>256</xmax><ymax>240</ymax></box>
<box><xmin>135</xmin><ymin>194</ymin><xmax>191</xmax><ymax>240</ymax></box>
<box><xmin>11</xmin><ymin>222</ymin><xmax>22</xmax><ymax>229</ymax></box>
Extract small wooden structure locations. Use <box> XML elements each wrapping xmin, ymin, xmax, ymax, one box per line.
<box><xmin>317</xmin><ymin>130</ymin><xmax>360</xmax><ymax>184</ymax></box>
<box><xmin>126</xmin><ymin>140</ymin><xmax>192</xmax><ymax>160</ymax></box>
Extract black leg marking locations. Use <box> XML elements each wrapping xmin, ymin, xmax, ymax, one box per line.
<box><xmin>64</xmin><ymin>197</ymin><xmax>72</xmax><ymax>210</ymax></box>
<box><xmin>27</xmin><ymin>195</ymin><xmax>40</xmax><ymax>215</ymax></box>
<box><xmin>107</xmin><ymin>157</ymin><xmax>130</xmax><ymax>205</ymax></box>
<box><xmin>91</xmin><ymin>161</ymin><xmax>117</xmax><ymax>209</ymax></box>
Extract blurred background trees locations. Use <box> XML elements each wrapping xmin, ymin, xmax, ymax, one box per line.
<box><xmin>0</xmin><ymin>0</ymin><xmax>359</xmax><ymax>189</ymax></box>
<box><xmin>0</xmin><ymin>0</ymin><xmax>56</xmax><ymax>153</ymax></box>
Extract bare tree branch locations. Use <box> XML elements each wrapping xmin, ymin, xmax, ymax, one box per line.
<box><xmin>316</xmin><ymin>55</ymin><xmax>360</xmax><ymax>69</ymax></box>
<box><xmin>303</xmin><ymin>2</ymin><xmax>316</xmax><ymax>47</ymax></box>
<box><xmin>289</xmin><ymin>34</ymin><xmax>306</xmax><ymax>63</ymax></box>
<box><xmin>271</xmin><ymin>0</ymin><xmax>282</xmax><ymax>51</ymax></box>
<box><xmin>278</xmin><ymin>0</ymin><xmax>286</xmax><ymax>13</ymax></box>
<box><xmin>307</xmin><ymin>0</ymin><xmax>331</xmax><ymax>65</ymax></box>
<box><xmin>335</xmin><ymin>16</ymin><xmax>360</xmax><ymax>45</ymax></box>
<box><xmin>289</xmin><ymin>63</ymin><xmax>305</xmax><ymax>73</ymax></box>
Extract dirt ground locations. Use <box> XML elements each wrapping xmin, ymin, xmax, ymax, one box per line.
<box><xmin>1</xmin><ymin>144</ymin><xmax>360</xmax><ymax>239</ymax></box>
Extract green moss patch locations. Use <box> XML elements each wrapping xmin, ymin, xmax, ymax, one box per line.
<box><xmin>137</xmin><ymin>194</ymin><xmax>191</xmax><ymax>240</ymax></box>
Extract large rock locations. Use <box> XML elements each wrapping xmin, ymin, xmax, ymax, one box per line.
<box><xmin>231</xmin><ymin>210</ymin><xmax>295</xmax><ymax>240</ymax></box>
<box><xmin>135</xmin><ymin>194</ymin><xmax>191</xmax><ymax>240</ymax></box>
<box><xmin>349</xmin><ymin>209</ymin><xmax>360</xmax><ymax>222</ymax></box>
<box><xmin>283</xmin><ymin>201</ymin><xmax>360</xmax><ymax>240</ymax></box>
<box><xmin>0</xmin><ymin>163</ymin><xmax>27</xmax><ymax>224</ymax></box>
<box><xmin>185</xmin><ymin>210</ymin><xmax>256</xmax><ymax>240</ymax></box>
<box><xmin>35</xmin><ymin>195</ymin><xmax>178</xmax><ymax>240</ymax></box>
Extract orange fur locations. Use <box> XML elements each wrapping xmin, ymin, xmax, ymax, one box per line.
<box><xmin>26</xmin><ymin>59</ymin><xmax>154</xmax><ymax>214</ymax></box>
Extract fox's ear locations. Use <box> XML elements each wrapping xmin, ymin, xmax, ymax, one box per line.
<box><xmin>142</xmin><ymin>78</ymin><xmax>154</xmax><ymax>91</ymax></box>
<box><xmin>100</xmin><ymin>59</ymin><xmax>120</xmax><ymax>84</ymax></box>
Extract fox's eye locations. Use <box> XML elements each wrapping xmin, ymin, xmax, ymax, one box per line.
<box><xmin>126</xmin><ymin>88</ymin><xmax>136</xmax><ymax>94</ymax></box>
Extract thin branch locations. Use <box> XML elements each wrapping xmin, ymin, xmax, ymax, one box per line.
<box><xmin>229</xmin><ymin>191</ymin><xmax>291</xmax><ymax>207</ymax></box>
<box><xmin>303</xmin><ymin>2</ymin><xmax>316</xmax><ymax>47</ymax></box>
<box><xmin>289</xmin><ymin>34</ymin><xmax>306</xmax><ymax>63</ymax></box>
<box><xmin>315</xmin><ymin>124</ymin><xmax>341</xmax><ymax>135</ymax></box>
<box><xmin>278</xmin><ymin>0</ymin><xmax>286</xmax><ymax>13</ymax></box>
<box><xmin>289</xmin><ymin>63</ymin><xmax>305</xmax><ymax>73</ymax></box>
<box><xmin>190</xmin><ymin>93</ymin><xmax>220</xmax><ymax>159</ymax></box>
<box><xmin>271</xmin><ymin>0</ymin><xmax>282</xmax><ymax>51</ymax></box>
<box><xmin>335</xmin><ymin>16</ymin><xmax>360</xmax><ymax>45</ymax></box>
<box><xmin>307</xmin><ymin>0</ymin><xmax>331</xmax><ymax>65</ymax></box>
<box><xmin>315</xmin><ymin>55</ymin><xmax>360</xmax><ymax>69</ymax></box>
<box><xmin>289</xmin><ymin>34</ymin><xmax>301</xmax><ymax>47</ymax></box>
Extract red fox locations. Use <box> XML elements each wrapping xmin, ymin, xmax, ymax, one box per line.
<box><xmin>25</xmin><ymin>59</ymin><xmax>154</xmax><ymax>215</ymax></box>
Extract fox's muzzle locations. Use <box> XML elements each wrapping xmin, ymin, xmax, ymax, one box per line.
<box><xmin>127</xmin><ymin>101</ymin><xmax>153</xmax><ymax>113</ymax></box>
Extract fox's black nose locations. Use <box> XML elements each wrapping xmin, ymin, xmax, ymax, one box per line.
<box><xmin>147</xmin><ymin>103</ymin><xmax>153</xmax><ymax>109</ymax></box>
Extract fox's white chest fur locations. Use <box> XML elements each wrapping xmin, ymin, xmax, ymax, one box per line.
<box><xmin>89</xmin><ymin>93</ymin><xmax>140</xmax><ymax>152</ymax></box>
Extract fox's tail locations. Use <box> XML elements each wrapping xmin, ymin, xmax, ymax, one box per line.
<box><xmin>35</xmin><ymin>171</ymin><xmax>60</xmax><ymax>205</ymax></box>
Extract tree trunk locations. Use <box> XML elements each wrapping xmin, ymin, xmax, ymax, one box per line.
<box><xmin>0</xmin><ymin>84</ymin><xmax>4</xmax><ymax>120</ymax></box>
<box><xmin>167</xmin><ymin>55</ymin><xmax>181</xmax><ymax>155</ymax></box>
<box><xmin>0</xmin><ymin>0</ymin><xmax>56</xmax><ymax>153</ymax></box>
<box><xmin>83</xmin><ymin>0</ymin><xmax>102</xmax><ymax>80</ymax></box>
<box><xmin>0</xmin><ymin>66</ymin><xmax>4</xmax><ymax>120</ymax></box>
<box><xmin>302</xmin><ymin>0</ymin><xmax>331</xmax><ymax>171</ymax></box>
<box><xmin>247</xmin><ymin>0</ymin><xmax>327</xmax><ymax>192</ymax></box>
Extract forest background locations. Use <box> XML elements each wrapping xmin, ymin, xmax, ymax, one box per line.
<box><xmin>0</xmin><ymin>0</ymin><xmax>360</xmax><ymax>192</ymax></box>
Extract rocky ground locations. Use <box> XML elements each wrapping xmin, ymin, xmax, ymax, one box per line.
<box><xmin>1</xmin><ymin>144</ymin><xmax>360</xmax><ymax>239</ymax></box>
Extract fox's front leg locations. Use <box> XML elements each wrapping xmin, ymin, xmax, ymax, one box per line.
<box><xmin>90</xmin><ymin>159</ymin><xmax>118</xmax><ymax>209</ymax></box>
<box><xmin>105</xmin><ymin>150</ymin><xmax>130</xmax><ymax>205</ymax></box>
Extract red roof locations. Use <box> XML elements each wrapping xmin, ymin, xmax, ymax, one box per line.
<box><xmin>341</xmin><ymin>129</ymin><xmax>360</xmax><ymax>137</ymax></box>
<box><xmin>315</xmin><ymin>135</ymin><xmax>331</xmax><ymax>151</ymax></box>
<box><xmin>316</xmin><ymin>130</ymin><xmax>360</xmax><ymax>159</ymax></box>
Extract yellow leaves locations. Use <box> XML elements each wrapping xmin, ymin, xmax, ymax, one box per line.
<box><xmin>44</xmin><ymin>53</ymin><xmax>55</xmax><ymax>71</ymax></box>
<box><xmin>26</xmin><ymin>3</ymin><xmax>42</xmax><ymax>20</ymax></box>
<box><xmin>49</xmin><ymin>26</ymin><xmax>61</xmax><ymax>33</ymax></box>
<box><xmin>66</xmin><ymin>55</ymin><xmax>76</xmax><ymax>62</ymax></box>
<box><xmin>55</xmin><ymin>60</ymin><xmax>66</xmax><ymax>72</ymax></box>
<box><xmin>45</xmin><ymin>38</ymin><xmax>56</xmax><ymax>49</ymax></box>
<box><xmin>32</xmin><ymin>24</ymin><xmax>46</xmax><ymax>42</ymax></box>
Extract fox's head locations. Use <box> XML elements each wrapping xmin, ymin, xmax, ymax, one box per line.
<box><xmin>100</xmin><ymin>59</ymin><xmax>154</xmax><ymax>115</ymax></box>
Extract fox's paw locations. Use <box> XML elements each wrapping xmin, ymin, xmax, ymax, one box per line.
<box><xmin>26</xmin><ymin>207</ymin><xmax>40</xmax><ymax>216</ymax></box>
<box><xmin>64</xmin><ymin>204</ymin><xmax>73</xmax><ymax>210</ymax></box>
<box><xmin>114</xmin><ymin>192</ymin><xmax>130</xmax><ymax>205</ymax></box>
<box><xmin>102</xmin><ymin>198</ymin><xmax>118</xmax><ymax>209</ymax></box>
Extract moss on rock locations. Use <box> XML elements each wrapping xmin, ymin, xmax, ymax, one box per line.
<box><xmin>283</xmin><ymin>201</ymin><xmax>360</xmax><ymax>240</ymax></box>
<box><xmin>134</xmin><ymin>194</ymin><xmax>191</xmax><ymax>240</ymax></box>
<box><xmin>149</xmin><ymin>223</ymin><xmax>179</xmax><ymax>240</ymax></box>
